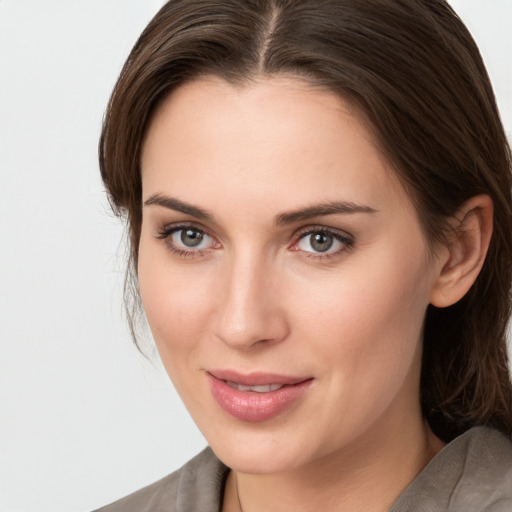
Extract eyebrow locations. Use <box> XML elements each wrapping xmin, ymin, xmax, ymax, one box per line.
<box><xmin>144</xmin><ymin>193</ymin><xmax>213</xmax><ymax>221</ymax></box>
<box><xmin>275</xmin><ymin>201</ymin><xmax>377</xmax><ymax>225</ymax></box>
<box><xmin>144</xmin><ymin>193</ymin><xmax>377</xmax><ymax>225</ymax></box>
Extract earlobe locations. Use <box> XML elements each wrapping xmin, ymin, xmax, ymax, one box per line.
<box><xmin>429</xmin><ymin>195</ymin><xmax>493</xmax><ymax>308</ymax></box>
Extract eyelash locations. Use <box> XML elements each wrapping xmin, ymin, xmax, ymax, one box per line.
<box><xmin>292</xmin><ymin>226</ymin><xmax>354</xmax><ymax>260</ymax></box>
<box><xmin>155</xmin><ymin>223</ymin><xmax>354</xmax><ymax>260</ymax></box>
<box><xmin>155</xmin><ymin>223</ymin><xmax>216</xmax><ymax>258</ymax></box>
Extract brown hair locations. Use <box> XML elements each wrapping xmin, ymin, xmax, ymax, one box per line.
<box><xmin>99</xmin><ymin>0</ymin><xmax>512</xmax><ymax>441</ymax></box>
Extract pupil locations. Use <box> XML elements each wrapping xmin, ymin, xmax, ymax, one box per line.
<box><xmin>181</xmin><ymin>229</ymin><xmax>203</xmax><ymax>247</ymax></box>
<box><xmin>311</xmin><ymin>233</ymin><xmax>333</xmax><ymax>252</ymax></box>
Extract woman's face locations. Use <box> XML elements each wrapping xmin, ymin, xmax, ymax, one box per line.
<box><xmin>138</xmin><ymin>77</ymin><xmax>445</xmax><ymax>474</ymax></box>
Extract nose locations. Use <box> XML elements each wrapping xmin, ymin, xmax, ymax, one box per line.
<box><xmin>213</xmin><ymin>252</ymin><xmax>289</xmax><ymax>350</ymax></box>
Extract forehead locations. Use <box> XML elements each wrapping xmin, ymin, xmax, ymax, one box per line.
<box><xmin>140</xmin><ymin>76</ymin><xmax>408</xmax><ymax>218</ymax></box>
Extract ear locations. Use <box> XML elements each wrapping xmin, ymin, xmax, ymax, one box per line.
<box><xmin>430</xmin><ymin>194</ymin><xmax>493</xmax><ymax>308</ymax></box>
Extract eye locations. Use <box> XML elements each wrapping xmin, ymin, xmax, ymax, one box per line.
<box><xmin>293</xmin><ymin>228</ymin><xmax>353</xmax><ymax>257</ymax></box>
<box><xmin>156</xmin><ymin>224</ymin><xmax>219</xmax><ymax>256</ymax></box>
<box><xmin>172</xmin><ymin>227</ymin><xmax>211</xmax><ymax>249</ymax></box>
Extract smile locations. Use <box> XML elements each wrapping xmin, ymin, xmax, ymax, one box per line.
<box><xmin>207</xmin><ymin>370</ymin><xmax>313</xmax><ymax>422</ymax></box>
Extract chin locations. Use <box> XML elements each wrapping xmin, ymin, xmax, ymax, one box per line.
<box><xmin>201</xmin><ymin>420</ymin><xmax>318</xmax><ymax>475</ymax></box>
<box><xmin>213</xmin><ymin>442</ymin><xmax>304</xmax><ymax>474</ymax></box>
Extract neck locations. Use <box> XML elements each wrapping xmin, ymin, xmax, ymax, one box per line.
<box><xmin>223</xmin><ymin>410</ymin><xmax>444</xmax><ymax>512</ymax></box>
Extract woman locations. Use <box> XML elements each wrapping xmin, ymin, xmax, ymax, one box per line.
<box><xmin>95</xmin><ymin>0</ymin><xmax>512</xmax><ymax>510</ymax></box>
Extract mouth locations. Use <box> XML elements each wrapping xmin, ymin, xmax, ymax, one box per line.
<box><xmin>225</xmin><ymin>382</ymin><xmax>286</xmax><ymax>393</ymax></box>
<box><xmin>206</xmin><ymin>370</ymin><xmax>314</xmax><ymax>422</ymax></box>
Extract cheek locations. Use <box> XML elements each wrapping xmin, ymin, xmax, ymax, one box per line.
<box><xmin>286</xmin><ymin>256</ymin><xmax>431</xmax><ymax>441</ymax></box>
<box><xmin>138</xmin><ymin>264</ymin><xmax>216</xmax><ymax>409</ymax></box>
<box><xmin>290</xmin><ymin>246</ymin><xmax>432</xmax><ymax>381</ymax></box>
<box><xmin>138</xmin><ymin>243</ymin><xmax>214</xmax><ymax>357</ymax></box>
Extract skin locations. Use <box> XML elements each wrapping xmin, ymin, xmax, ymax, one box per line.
<box><xmin>138</xmin><ymin>76</ymin><xmax>489</xmax><ymax>511</ymax></box>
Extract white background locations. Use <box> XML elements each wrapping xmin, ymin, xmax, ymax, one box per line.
<box><xmin>0</xmin><ymin>1</ymin><xmax>511</xmax><ymax>511</ymax></box>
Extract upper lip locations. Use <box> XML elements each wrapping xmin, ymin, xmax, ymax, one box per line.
<box><xmin>207</xmin><ymin>369</ymin><xmax>311</xmax><ymax>386</ymax></box>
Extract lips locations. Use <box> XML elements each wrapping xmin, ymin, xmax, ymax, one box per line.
<box><xmin>207</xmin><ymin>370</ymin><xmax>313</xmax><ymax>422</ymax></box>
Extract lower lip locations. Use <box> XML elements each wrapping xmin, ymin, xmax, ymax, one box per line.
<box><xmin>207</xmin><ymin>374</ymin><xmax>313</xmax><ymax>422</ymax></box>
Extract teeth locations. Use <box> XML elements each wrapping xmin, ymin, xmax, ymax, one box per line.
<box><xmin>226</xmin><ymin>381</ymin><xmax>284</xmax><ymax>392</ymax></box>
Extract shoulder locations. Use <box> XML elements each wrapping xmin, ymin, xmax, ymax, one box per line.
<box><xmin>450</xmin><ymin>427</ymin><xmax>512</xmax><ymax>510</ymax></box>
<box><xmin>93</xmin><ymin>447</ymin><xmax>228</xmax><ymax>512</ymax></box>
<box><xmin>391</xmin><ymin>426</ymin><xmax>512</xmax><ymax>512</ymax></box>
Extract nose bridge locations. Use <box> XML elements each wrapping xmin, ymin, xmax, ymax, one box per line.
<box><xmin>214</xmin><ymin>247</ymin><xmax>286</xmax><ymax>348</ymax></box>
